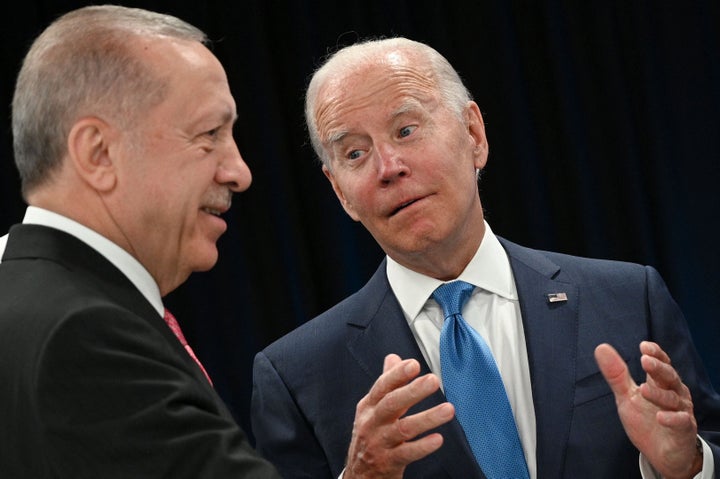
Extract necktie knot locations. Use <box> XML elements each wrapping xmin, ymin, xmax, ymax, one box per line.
<box><xmin>432</xmin><ymin>280</ymin><xmax>475</xmax><ymax>318</ymax></box>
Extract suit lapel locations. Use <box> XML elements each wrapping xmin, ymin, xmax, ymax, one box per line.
<box><xmin>5</xmin><ymin>224</ymin><xmax>206</xmax><ymax>385</ymax></box>
<box><xmin>344</xmin><ymin>263</ymin><xmax>428</xmax><ymax>377</ymax></box>
<box><xmin>10</xmin><ymin>224</ymin><xmax>219</xmax><ymax>394</ymax></box>
<box><xmin>345</xmin><ymin>261</ymin><xmax>485</xmax><ymax>478</ymax></box>
<box><xmin>501</xmin><ymin>238</ymin><xmax>579</xmax><ymax>479</ymax></box>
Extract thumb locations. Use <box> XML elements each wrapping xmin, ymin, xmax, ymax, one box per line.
<box><xmin>595</xmin><ymin>343</ymin><xmax>636</xmax><ymax>397</ymax></box>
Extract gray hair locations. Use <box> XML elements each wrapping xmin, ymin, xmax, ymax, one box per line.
<box><xmin>11</xmin><ymin>5</ymin><xmax>208</xmax><ymax>197</ymax></box>
<box><xmin>304</xmin><ymin>37</ymin><xmax>472</xmax><ymax>167</ymax></box>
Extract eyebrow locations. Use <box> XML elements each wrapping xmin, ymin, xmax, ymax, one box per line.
<box><xmin>390</xmin><ymin>100</ymin><xmax>423</xmax><ymax>119</ymax></box>
<box><xmin>226</xmin><ymin>110</ymin><xmax>239</xmax><ymax>125</ymax></box>
<box><xmin>325</xmin><ymin>100</ymin><xmax>424</xmax><ymax>146</ymax></box>
<box><xmin>327</xmin><ymin>129</ymin><xmax>349</xmax><ymax>145</ymax></box>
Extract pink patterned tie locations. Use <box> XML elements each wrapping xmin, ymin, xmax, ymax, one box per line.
<box><xmin>163</xmin><ymin>308</ymin><xmax>213</xmax><ymax>386</ymax></box>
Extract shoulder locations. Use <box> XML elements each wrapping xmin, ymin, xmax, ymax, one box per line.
<box><xmin>499</xmin><ymin>236</ymin><xmax>655</xmax><ymax>282</ymax></box>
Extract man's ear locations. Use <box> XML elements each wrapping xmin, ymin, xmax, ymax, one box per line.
<box><xmin>322</xmin><ymin>164</ymin><xmax>360</xmax><ymax>222</ymax></box>
<box><xmin>67</xmin><ymin>117</ymin><xmax>118</xmax><ymax>192</ymax></box>
<box><xmin>465</xmin><ymin>101</ymin><xmax>489</xmax><ymax>170</ymax></box>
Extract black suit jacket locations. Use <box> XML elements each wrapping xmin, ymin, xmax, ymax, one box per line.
<box><xmin>251</xmin><ymin>237</ymin><xmax>720</xmax><ymax>478</ymax></box>
<box><xmin>0</xmin><ymin>224</ymin><xmax>280</xmax><ymax>478</ymax></box>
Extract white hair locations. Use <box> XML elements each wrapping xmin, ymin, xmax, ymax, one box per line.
<box><xmin>304</xmin><ymin>37</ymin><xmax>472</xmax><ymax>167</ymax></box>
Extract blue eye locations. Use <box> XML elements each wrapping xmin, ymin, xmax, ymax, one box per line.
<box><xmin>348</xmin><ymin>150</ymin><xmax>363</xmax><ymax>160</ymax></box>
<box><xmin>399</xmin><ymin>125</ymin><xmax>416</xmax><ymax>138</ymax></box>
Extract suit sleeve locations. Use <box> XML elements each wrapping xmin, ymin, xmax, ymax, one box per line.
<box><xmin>252</xmin><ymin>351</ymin><xmax>336</xmax><ymax>479</ymax></box>
<box><xmin>35</xmin><ymin>305</ymin><xmax>280</xmax><ymax>479</ymax></box>
<box><xmin>645</xmin><ymin>266</ymin><xmax>720</xmax><ymax>472</ymax></box>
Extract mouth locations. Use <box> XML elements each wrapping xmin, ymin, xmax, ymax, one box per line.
<box><xmin>389</xmin><ymin>196</ymin><xmax>425</xmax><ymax>217</ymax></box>
<box><xmin>202</xmin><ymin>207</ymin><xmax>225</xmax><ymax>217</ymax></box>
<box><xmin>201</xmin><ymin>193</ymin><xmax>232</xmax><ymax>217</ymax></box>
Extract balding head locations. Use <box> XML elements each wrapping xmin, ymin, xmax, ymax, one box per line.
<box><xmin>305</xmin><ymin>37</ymin><xmax>472</xmax><ymax>167</ymax></box>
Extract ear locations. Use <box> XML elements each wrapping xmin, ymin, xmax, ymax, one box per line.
<box><xmin>465</xmin><ymin>101</ymin><xmax>489</xmax><ymax>170</ymax></box>
<box><xmin>67</xmin><ymin>117</ymin><xmax>118</xmax><ymax>192</ymax></box>
<box><xmin>322</xmin><ymin>164</ymin><xmax>360</xmax><ymax>222</ymax></box>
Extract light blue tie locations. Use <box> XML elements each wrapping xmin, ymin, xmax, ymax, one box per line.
<box><xmin>433</xmin><ymin>281</ymin><xmax>529</xmax><ymax>479</ymax></box>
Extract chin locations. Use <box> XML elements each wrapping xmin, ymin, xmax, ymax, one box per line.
<box><xmin>190</xmin><ymin>247</ymin><xmax>220</xmax><ymax>272</ymax></box>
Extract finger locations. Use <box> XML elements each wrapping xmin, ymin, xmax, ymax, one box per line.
<box><xmin>348</xmin><ymin>432</ymin><xmax>446</xmax><ymax>477</ymax></box>
<box><xmin>640</xmin><ymin>341</ymin><xmax>671</xmax><ymax>365</ymax></box>
<box><xmin>639</xmin><ymin>381</ymin><xmax>692</xmax><ymax>413</ymax></box>
<box><xmin>655</xmin><ymin>410</ymin><xmax>696</xmax><ymax>431</ymax></box>
<box><xmin>388</xmin><ymin>432</ymin><xmax>445</xmax><ymax>467</ymax></box>
<box><xmin>394</xmin><ymin>402</ymin><xmax>455</xmax><ymax>443</ymax></box>
<box><xmin>365</xmin><ymin>358</ymin><xmax>421</xmax><ymax>407</ymax></box>
<box><xmin>595</xmin><ymin>343</ymin><xmax>637</xmax><ymax>398</ymax></box>
<box><xmin>383</xmin><ymin>353</ymin><xmax>402</xmax><ymax>372</ymax></box>
<box><xmin>639</xmin><ymin>342</ymin><xmax>674</xmax><ymax>388</ymax></box>
<box><xmin>641</xmin><ymin>354</ymin><xmax>686</xmax><ymax>394</ymax></box>
<box><xmin>374</xmin><ymin>373</ymin><xmax>442</xmax><ymax>424</ymax></box>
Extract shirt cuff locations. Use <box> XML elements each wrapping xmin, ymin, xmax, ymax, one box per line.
<box><xmin>639</xmin><ymin>437</ymin><xmax>715</xmax><ymax>479</ymax></box>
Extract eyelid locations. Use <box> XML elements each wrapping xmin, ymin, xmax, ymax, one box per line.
<box><xmin>206</xmin><ymin>122</ymin><xmax>231</xmax><ymax>138</ymax></box>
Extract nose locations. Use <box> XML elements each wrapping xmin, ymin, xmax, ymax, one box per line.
<box><xmin>216</xmin><ymin>139</ymin><xmax>252</xmax><ymax>192</ymax></box>
<box><xmin>376</xmin><ymin>142</ymin><xmax>409</xmax><ymax>183</ymax></box>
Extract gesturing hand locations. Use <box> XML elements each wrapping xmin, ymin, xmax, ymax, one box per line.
<box><xmin>595</xmin><ymin>341</ymin><xmax>703</xmax><ymax>479</ymax></box>
<box><xmin>344</xmin><ymin>354</ymin><xmax>455</xmax><ymax>479</ymax></box>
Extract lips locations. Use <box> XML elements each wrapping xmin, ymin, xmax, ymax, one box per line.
<box><xmin>201</xmin><ymin>192</ymin><xmax>232</xmax><ymax>217</ymax></box>
<box><xmin>391</xmin><ymin>199</ymin><xmax>418</xmax><ymax>216</ymax></box>
<box><xmin>202</xmin><ymin>207</ymin><xmax>223</xmax><ymax>216</ymax></box>
<box><xmin>389</xmin><ymin>195</ymin><xmax>427</xmax><ymax>217</ymax></box>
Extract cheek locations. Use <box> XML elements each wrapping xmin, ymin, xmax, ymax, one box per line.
<box><xmin>343</xmin><ymin>178</ymin><xmax>376</xmax><ymax>216</ymax></box>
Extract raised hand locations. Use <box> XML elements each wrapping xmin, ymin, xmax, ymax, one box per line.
<box><xmin>344</xmin><ymin>354</ymin><xmax>455</xmax><ymax>479</ymax></box>
<box><xmin>595</xmin><ymin>341</ymin><xmax>703</xmax><ymax>479</ymax></box>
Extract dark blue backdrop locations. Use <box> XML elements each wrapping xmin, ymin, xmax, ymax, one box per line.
<box><xmin>1</xmin><ymin>0</ymin><xmax>718</xmax><ymax>439</ymax></box>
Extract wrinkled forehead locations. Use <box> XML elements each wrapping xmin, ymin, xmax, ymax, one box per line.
<box><xmin>314</xmin><ymin>57</ymin><xmax>440</xmax><ymax>139</ymax></box>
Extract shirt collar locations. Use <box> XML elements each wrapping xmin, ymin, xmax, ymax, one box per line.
<box><xmin>387</xmin><ymin>221</ymin><xmax>517</xmax><ymax>320</ymax></box>
<box><xmin>21</xmin><ymin>206</ymin><xmax>164</xmax><ymax>316</ymax></box>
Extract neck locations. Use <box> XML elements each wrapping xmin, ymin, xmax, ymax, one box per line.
<box><xmin>391</xmin><ymin>217</ymin><xmax>485</xmax><ymax>281</ymax></box>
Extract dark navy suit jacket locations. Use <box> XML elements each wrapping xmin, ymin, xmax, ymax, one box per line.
<box><xmin>252</xmin><ymin>237</ymin><xmax>720</xmax><ymax>478</ymax></box>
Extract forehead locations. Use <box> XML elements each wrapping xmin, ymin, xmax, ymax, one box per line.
<box><xmin>314</xmin><ymin>59</ymin><xmax>440</xmax><ymax>139</ymax></box>
<box><xmin>137</xmin><ymin>37</ymin><xmax>236</xmax><ymax>124</ymax></box>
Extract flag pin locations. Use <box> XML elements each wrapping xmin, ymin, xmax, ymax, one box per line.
<box><xmin>547</xmin><ymin>292</ymin><xmax>568</xmax><ymax>303</ymax></box>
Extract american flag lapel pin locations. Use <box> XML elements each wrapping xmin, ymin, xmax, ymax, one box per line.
<box><xmin>547</xmin><ymin>292</ymin><xmax>568</xmax><ymax>303</ymax></box>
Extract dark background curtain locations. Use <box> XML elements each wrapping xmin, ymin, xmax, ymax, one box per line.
<box><xmin>2</xmin><ymin>0</ymin><xmax>718</xmax><ymax>440</ymax></box>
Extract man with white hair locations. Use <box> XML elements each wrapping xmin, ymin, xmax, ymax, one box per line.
<box><xmin>252</xmin><ymin>37</ymin><xmax>720</xmax><ymax>479</ymax></box>
<box><xmin>0</xmin><ymin>10</ymin><xmax>451</xmax><ymax>478</ymax></box>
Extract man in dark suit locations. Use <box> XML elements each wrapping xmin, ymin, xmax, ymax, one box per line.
<box><xmin>251</xmin><ymin>37</ymin><xmax>720</xmax><ymax>478</ymax></box>
<box><xmin>1</xmin><ymin>9</ymin><xmax>450</xmax><ymax>479</ymax></box>
<box><xmin>0</xmin><ymin>6</ymin><xmax>284</xmax><ymax>478</ymax></box>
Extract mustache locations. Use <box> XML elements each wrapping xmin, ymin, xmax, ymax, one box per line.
<box><xmin>203</xmin><ymin>189</ymin><xmax>233</xmax><ymax>211</ymax></box>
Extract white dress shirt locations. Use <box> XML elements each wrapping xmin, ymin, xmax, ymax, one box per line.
<box><xmin>0</xmin><ymin>206</ymin><xmax>164</xmax><ymax>317</ymax></box>
<box><xmin>387</xmin><ymin>222</ymin><xmax>712</xmax><ymax>479</ymax></box>
<box><xmin>387</xmin><ymin>222</ymin><xmax>538</xmax><ymax>478</ymax></box>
